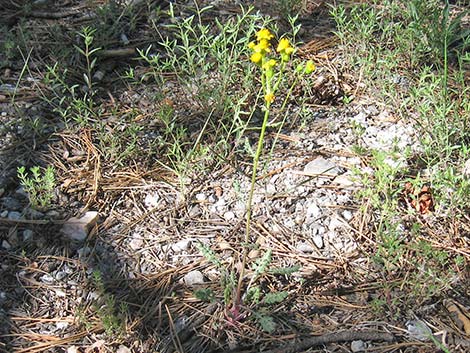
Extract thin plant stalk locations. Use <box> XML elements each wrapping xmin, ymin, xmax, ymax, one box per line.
<box><xmin>235</xmin><ymin>100</ymin><xmax>272</xmax><ymax>306</ymax></box>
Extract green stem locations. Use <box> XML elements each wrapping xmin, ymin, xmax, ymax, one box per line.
<box><xmin>235</xmin><ymin>101</ymin><xmax>271</xmax><ymax>306</ymax></box>
<box><xmin>268</xmin><ymin>75</ymin><xmax>300</xmax><ymax>158</ymax></box>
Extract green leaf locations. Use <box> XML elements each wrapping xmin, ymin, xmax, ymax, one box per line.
<box><xmin>196</xmin><ymin>241</ymin><xmax>223</xmax><ymax>268</ymax></box>
<box><xmin>252</xmin><ymin>249</ymin><xmax>272</xmax><ymax>277</ymax></box>
<box><xmin>269</xmin><ymin>265</ymin><xmax>300</xmax><ymax>275</ymax></box>
<box><xmin>83</xmin><ymin>73</ymin><xmax>90</xmax><ymax>88</ymax></box>
<box><xmin>246</xmin><ymin>286</ymin><xmax>261</xmax><ymax>304</ymax></box>
<box><xmin>257</xmin><ymin>314</ymin><xmax>276</xmax><ymax>333</ymax></box>
<box><xmin>73</xmin><ymin>45</ymin><xmax>85</xmax><ymax>56</ymax></box>
<box><xmin>263</xmin><ymin>291</ymin><xmax>288</xmax><ymax>305</ymax></box>
<box><xmin>193</xmin><ymin>288</ymin><xmax>215</xmax><ymax>302</ymax></box>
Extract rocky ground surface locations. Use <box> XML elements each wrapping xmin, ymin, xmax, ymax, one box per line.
<box><xmin>1</xmin><ymin>1</ymin><xmax>470</xmax><ymax>353</ymax></box>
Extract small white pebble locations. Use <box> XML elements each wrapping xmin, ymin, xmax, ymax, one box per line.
<box><xmin>342</xmin><ymin>210</ymin><xmax>353</xmax><ymax>221</ymax></box>
<box><xmin>56</xmin><ymin>321</ymin><xmax>69</xmax><ymax>330</ymax></box>
<box><xmin>223</xmin><ymin>211</ymin><xmax>235</xmax><ymax>221</ymax></box>
<box><xmin>183</xmin><ymin>270</ymin><xmax>205</xmax><ymax>286</ymax></box>
<box><xmin>1</xmin><ymin>240</ymin><xmax>11</xmax><ymax>250</ymax></box>
<box><xmin>55</xmin><ymin>289</ymin><xmax>66</xmax><ymax>297</ymax></box>
<box><xmin>312</xmin><ymin>234</ymin><xmax>324</xmax><ymax>249</ymax></box>
<box><xmin>195</xmin><ymin>193</ymin><xmax>206</xmax><ymax>201</ymax></box>
<box><xmin>351</xmin><ymin>340</ymin><xmax>366</xmax><ymax>352</ymax></box>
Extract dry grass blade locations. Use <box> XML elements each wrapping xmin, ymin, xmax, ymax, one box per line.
<box><xmin>12</xmin><ymin>327</ymin><xmax>101</xmax><ymax>353</ymax></box>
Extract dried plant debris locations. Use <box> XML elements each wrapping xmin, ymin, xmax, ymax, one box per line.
<box><xmin>402</xmin><ymin>182</ymin><xmax>435</xmax><ymax>214</ymax></box>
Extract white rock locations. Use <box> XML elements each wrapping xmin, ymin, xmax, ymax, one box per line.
<box><xmin>214</xmin><ymin>197</ymin><xmax>226</xmax><ymax>211</ymax></box>
<box><xmin>0</xmin><ymin>291</ymin><xmax>7</xmax><ymax>303</ymax></box>
<box><xmin>61</xmin><ymin>211</ymin><xmax>99</xmax><ymax>242</ymax></box>
<box><xmin>172</xmin><ymin>239</ymin><xmax>190</xmax><ymax>253</ymax></box>
<box><xmin>1</xmin><ymin>240</ymin><xmax>11</xmax><ymax>250</ymax></box>
<box><xmin>294</xmin><ymin>214</ymin><xmax>304</xmax><ymax>225</ymax></box>
<box><xmin>23</xmin><ymin>229</ymin><xmax>34</xmax><ymax>241</ymax></box>
<box><xmin>406</xmin><ymin>319</ymin><xmax>432</xmax><ymax>341</ymax></box>
<box><xmin>46</xmin><ymin>210</ymin><xmax>61</xmax><ymax>218</ymax></box>
<box><xmin>334</xmin><ymin>173</ymin><xmax>358</xmax><ymax>188</ymax></box>
<box><xmin>296</xmin><ymin>242</ymin><xmax>314</xmax><ymax>253</ymax></box>
<box><xmin>463</xmin><ymin>159</ymin><xmax>470</xmax><ymax>177</ymax></box>
<box><xmin>328</xmin><ymin>217</ymin><xmax>343</xmax><ymax>231</ymax></box>
<box><xmin>55</xmin><ymin>289</ymin><xmax>66</xmax><ymax>297</ymax></box>
<box><xmin>348</xmin><ymin>157</ymin><xmax>362</xmax><ymax>166</ymax></box>
<box><xmin>342</xmin><ymin>210</ymin><xmax>353</xmax><ymax>221</ymax></box>
<box><xmin>187</xmin><ymin>205</ymin><xmax>200</xmax><ymax>217</ymax></box>
<box><xmin>92</xmin><ymin>70</ymin><xmax>105</xmax><ymax>82</ymax></box>
<box><xmin>56</xmin><ymin>321</ymin><xmax>69</xmax><ymax>330</ymax></box>
<box><xmin>306</xmin><ymin>202</ymin><xmax>321</xmax><ymax>219</ymax></box>
<box><xmin>312</xmin><ymin>234</ymin><xmax>324</xmax><ymax>249</ymax></box>
<box><xmin>270</xmin><ymin>224</ymin><xmax>282</xmax><ymax>234</ymax></box>
<box><xmin>144</xmin><ymin>192</ymin><xmax>160</xmax><ymax>209</ymax></box>
<box><xmin>41</xmin><ymin>274</ymin><xmax>55</xmax><ymax>284</ymax></box>
<box><xmin>14</xmin><ymin>186</ymin><xmax>28</xmax><ymax>198</ymax></box>
<box><xmin>350</xmin><ymin>112</ymin><xmax>368</xmax><ymax>128</ymax></box>
<box><xmin>351</xmin><ymin>340</ymin><xmax>366</xmax><ymax>352</ymax></box>
<box><xmin>336</xmin><ymin>193</ymin><xmax>351</xmax><ymax>204</ymax></box>
<box><xmin>87</xmin><ymin>291</ymin><xmax>100</xmax><ymax>301</ymax></box>
<box><xmin>7</xmin><ymin>211</ymin><xmax>21</xmax><ymax>220</ymax></box>
<box><xmin>284</xmin><ymin>218</ymin><xmax>296</xmax><ymax>228</ymax></box>
<box><xmin>195</xmin><ymin>193</ymin><xmax>207</xmax><ymax>201</ymax></box>
<box><xmin>296</xmin><ymin>185</ymin><xmax>306</xmax><ymax>195</ymax></box>
<box><xmin>67</xmin><ymin>346</ymin><xmax>79</xmax><ymax>353</ymax></box>
<box><xmin>304</xmin><ymin>157</ymin><xmax>341</xmax><ymax>176</ymax></box>
<box><xmin>54</xmin><ymin>271</ymin><xmax>68</xmax><ymax>281</ymax></box>
<box><xmin>183</xmin><ymin>270</ymin><xmax>205</xmax><ymax>286</ymax></box>
<box><xmin>129</xmin><ymin>237</ymin><xmax>143</xmax><ymax>250</ymax></box>
<box><xmin>223</xmin><ymin>211</ymin><xmax>236</xmax><ymax>221</ymax></box>
<box><xmin>116</xmin><ymin>345</ymin><xmax>131</xmax><ymax>353</ymax></box>
<box><xmin>383</xmin><ymin>156</ymin><xmax>406</xmax><ymax>170</ymax></box>
<box><xmin>266</xmin><ymin>182</ymin><xmax>276</xmax><ymax>194</ymax></box>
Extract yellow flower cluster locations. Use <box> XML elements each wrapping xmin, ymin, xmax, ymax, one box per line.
<box><xmin>276</xmin><ymin>38</ymin><xmax>294</xmax><ymax>62</ymax></box>
<box><xmin>248</xmin><ymin>29</ymin><xmax>295</xmax><ymax>66</ymax></box>
<box><xmin>248</xmin><ymin>28</ymin><xmax>296</xmax><ymax>103</ymax></box>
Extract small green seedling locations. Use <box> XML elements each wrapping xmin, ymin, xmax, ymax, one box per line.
<box><xmin>17</xmin><ymin>165</ymin><xmax>56</xmax><ymax>210</ymax></box>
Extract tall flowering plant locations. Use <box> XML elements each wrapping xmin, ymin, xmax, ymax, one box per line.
<box><xmin>232</xmin><ymin>28</ymin><xmax>315</xmax><ymax>314</ymax></box>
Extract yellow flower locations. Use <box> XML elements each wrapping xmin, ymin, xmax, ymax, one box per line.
<box><xmin>250</xmin><ymin>52</ymin><xmax>262</xmax><ymax>64</ymax></box>
<box><xmin>264</xmin><ymin>92</ymin><xmax>275</xmax><ymax>103</ymax></box>
<box><xmin>249</xmin><ymin>39</ymin><xmax>270</xmax><ymax>59</ymax></box>
<box><xmin>254</xmin><ymin>39</ymin><xmax>270</xmax><ymax>53</ymax></box>
<box><xmin>256</xmin><ymin>28</ymin><xmax>274</xmax><ymax>42</ymax></box>
<box><xmin>277</xmin><ymin>38</ymin><xmax>294</xmax><ymax>62</ymax></box>
<box><xmin>305</xmin><ymin>60</ymin><xmax>316</xmax><ymax>74</ymax></box>
<box><xmin>276</xmin><ymin>38</ymin><xmax>293</xmax><ymax>54</ymax></box>
<box><xmin>262</xmin><ymin>59</ymin><xmax>277</xmax><ymax>70</ymax></box>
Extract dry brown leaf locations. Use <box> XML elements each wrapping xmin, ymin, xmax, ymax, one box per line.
<box><xmin>403</xmin><ymin>182</ymin><xmax>435</xmax><ymax>214</ymax></box>
<box><xmin>444</xmin><ymin>299</ymin><xmax>470</xmax><ymax>335</ymax></box>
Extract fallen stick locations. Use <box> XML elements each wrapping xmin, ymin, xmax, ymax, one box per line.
<box><xmin>227</xmin><ymin>330</ymin><xmax>395</xmax><ymax>353</ymax></box>
<box><xmin>264</xmin><ymin>331</ymin><xmax>395</xmax><ymax>353</ymax></box>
